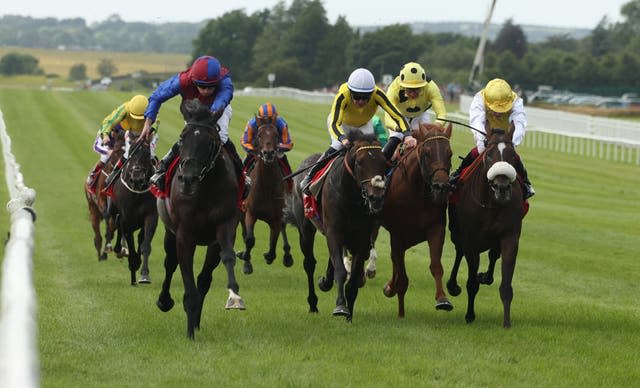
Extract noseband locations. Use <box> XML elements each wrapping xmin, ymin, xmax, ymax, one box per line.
<box><xmin>343</xmin><ymin>144</ymin><xmax>386</xmax><ymax>210</ymax></box>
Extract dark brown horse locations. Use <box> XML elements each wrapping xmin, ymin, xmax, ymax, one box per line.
<box><xmin>84</xmin><ymin>133</ymin><xmax>125</xmax><ymax>261</ymax></box>
<box><xmin>237</xmin><ymin>120</ymin><xmax>293</xmax><ymax>274</ymax></box>
<box><xmin>155</xmin><ymin>99</ymin><xmax>244</xmax><ymax>339</ymax></box>
<box><xmin>448</xmin><ymin>125</ymin><xmax>524</xmax><ymax>328</ymax></box>
<box><xmin>285</xmin><ymin>131</ymin><xmax>388</xmax><ymax>321</ymax></box>
<box><xmin>111</xmin><ymin>138</ymin><xmax>158</xmax><ymax>285</ymax></box>
<box><xmin>381</xmin><ymin>123</ymin><xmax>454</xmax><ymax>317</ymax></box>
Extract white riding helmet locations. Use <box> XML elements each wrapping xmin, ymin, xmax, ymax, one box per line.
<box><xmin>347</xmin><ymin>68</ymin><xmax>376</xmax><ymax>93</ymax></box>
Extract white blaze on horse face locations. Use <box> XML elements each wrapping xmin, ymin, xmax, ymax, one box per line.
<box><xmin>497</xmin><ymin>142</ymin><xmax>507</xmax><ymax>158</ymax></box>
<box><xmin>371</xmin><ymin>175</ymin><xmax>385</xmax><ymax>189</ymax></box>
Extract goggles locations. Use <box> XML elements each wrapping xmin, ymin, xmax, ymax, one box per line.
<box><xmin>351</xmin><ymin>92</ymin><xmax>372</xmax><ymax>101</ymax></box>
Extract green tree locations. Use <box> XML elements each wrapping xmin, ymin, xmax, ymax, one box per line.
<box><xmin>97</xmin><ymin>58</ymin><xmax>117</xmax><ymax>78</ymax></box>
<box><xmin>493</xmin><ymin>19</ymin><xmax>527</xmax><ymax>59</ymax></box>
<box><xmin>69</xmin><ymin>63</ymin><xmax>87</xmax><ymax>81</ymax></box>
<box><xmin>0</xmin><ymin>52</ymin><xmax>42</xmax><ymax>75</ymax></box>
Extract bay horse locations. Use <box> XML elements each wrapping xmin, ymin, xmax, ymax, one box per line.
<box><xmin>237</xmin><ymin>120</ymin><xmax>293</xmax><ymax>274</ymax></box>
<box><xmin>448</xmin><ymin>124</ymin><xmax>524</xmax><ymax>328</ymax></box>
<box><xmin>380</xmin><ymin>123</ymin><xmax>454</xmax><ymax>318</ymax></box>
<box><xmin>111</xmin><ymin>138</ymin><xmax>158</xmax><ymax>285</ymax></box>
<box><xmin>84</xmin><ymin>132</ymin><xmax>125</xmax><ymax>261</ymax></box>
<box><xmin>155</xmin><ymin>99</ymin><xmax>244</xmax><ymax>339</ymax></box>
<box><xmin>285</xmin><ymin>131</ymin><xmax>388</xmax><ymax>321</ymax></box>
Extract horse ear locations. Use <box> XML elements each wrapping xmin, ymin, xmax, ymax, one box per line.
<box><xmin>508</xmin><ymin>121</ymin><xmax>515</xmax><ymax>140</ymax></box>
<box><xmin>444</xmin><ymin>122</ymin><xmax>453</xmax><ymax>138</ymax></box>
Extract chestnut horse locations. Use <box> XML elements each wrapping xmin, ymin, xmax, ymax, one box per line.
<box><xmin>111</xmin><ymin>138</ymin><xmax>158</xmax><ymax>285</ymax></box>
<box><xmin>381</xmin><ymin>123</ymin><xmax>454</xmax><ymax>317</ymax></box>
<box><xmin>285</xmin><ymin>131</ymin><xmax>388</xmax><ymax>321</ymax></box>
<box><xmin>448</xmin><ymin>125</ymin><xmax>524</xmax><ymax>328</ymax></box>
<box><xmin>155</xmin><ymin>99</ymin><xmax>244</xmax><ymax>339</ymax></box>
<box><xmin>84</xmin><ymin>132</ymin><xmax>125</xmax><ymax>261</ymax></box>
<box><xmin>237</xmin><ymin>120</ymin><xmax>293</xmax><ymax>274</ymax></box>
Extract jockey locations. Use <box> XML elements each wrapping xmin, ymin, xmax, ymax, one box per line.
<box><xmin>299</xmin><ymin>67</ymin><xmax>410</xmax><ymax>195</ymax></box>
<box><xmin>241</xmin><ymin>102</ymin><xmax>293</xmax><ymax>177</ymax></box>
<box><xmin>450</xmin><ymin>78</ymin><xmax>535</xmax><ymax>199</ymax></box>
<box><xmin>88</xmin><ymin>95</ymin><xmax>157</xmax><ymax>189</ymax></box>
<box><xmin>382</xmin><ymin>61</ymin><xmax>447</xmax><ymax>158</ymax></box>
<box><xmin>140</xmin><ymin>55</ymin><xmax>244</xmax><ymax>191</ymax></box>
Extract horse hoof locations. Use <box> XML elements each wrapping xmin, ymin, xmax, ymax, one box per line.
<box><xmin>236</xmin><ymin>251</ymin><xmax>245</xmax><ymax>260</ymax></box>
<box><xmin>366</xmin><ymin>269</ymin><xmax>376</xmax><ymax>279</ymax></box>
<box><xmin>332</xmin><ymin>305</ymin><xmax>350</xmax><ymax>317</ymax></box>
<box><xmin>156</xmin><ymin>297</ymin><xmax>174</xmax><ymax>312</ymax></box>
<box><xmin>243</xmin><ymin>262</ymin><xmax>253</xmax><ymax>275</ymax></box>
<box><xmin>264</xmin><ymin>253</ymin><xmax>275</xmax><ymax>264</ymax></box>
<box><xmin>383</xmin><ymin>284</ymin><xmax>396</xmax><ymax>298</ymax></box>
<box><xmin>435</xmin><ymin>297</ymin><xmax>453</xmax><ymax>311</ymax></box>
<box><xmin>138</xmin><ymin>276</ymin><xmax>151</xmax><ymax>284</ymax></box>
<box><xmin>99</xmin><ymin>253</ymin><xmax>107</xmax><ymax>261</ymax></box>
<box><xmin>447</xmin><ymin>282</ymin><xmax>462</xmax><ymax>297</ymax></box>
<box><xmin>318</xmin><ymin>277</ymin><xmax>332</xmax><ymax>292</ymax></box>
<box><xmin>283</xmin><ymin>254</ymin><xmax>294</xmax><ymax>267</ymax></box>
<box><xmin>478</xmin><ymin>273</ymin><xmax>494</xmax><ymax>285</ymax></box>
<box><xmin>225</xmin><ymin>297</ymin><xmax>246</xmax><ymax>310</ymax></box>
<box><xmin>465</xmin><ymin>314</ymin><xmax>476</xmax><ymax>324</ymax></box>
<box><xmin>104</xmin><ymin>244</ymin><xmax>113</xmax><ymax>253</ymax></box>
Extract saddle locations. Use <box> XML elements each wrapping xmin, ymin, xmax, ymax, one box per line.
<box><xmin>302</xmin><ymin>156</ymin><xmax>341</xmax><ymax>233</ymax></box>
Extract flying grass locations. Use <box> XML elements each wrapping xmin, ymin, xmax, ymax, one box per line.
<box><xmin>0</xmin><ymin>88</ymin><xmax>638</xmax><ymax>387</ymax></box>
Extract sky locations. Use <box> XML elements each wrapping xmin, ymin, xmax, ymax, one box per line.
<box><xmin>1</xmin><ymin>0</ymin><xmax>631</xmax><ymax>29</ymax></box>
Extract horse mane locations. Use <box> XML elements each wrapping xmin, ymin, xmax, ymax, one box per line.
<box><xmin>347</xmin><ymin>129</ymin><xmax>378</xmax><ymax>144</ymax></box>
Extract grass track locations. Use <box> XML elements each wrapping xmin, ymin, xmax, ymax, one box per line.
<box><xmin>0</xmin><ymin>89</ymin><xmax>639</xmax><ymax>387</ymax></box>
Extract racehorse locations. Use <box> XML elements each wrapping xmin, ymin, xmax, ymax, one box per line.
<box><xmin>447</xmin><ymin>124</ymin><xmax>524</xmax><ymax>328</ymax></box>
<box><xmin>111</xmin><ymin>138</ymin><xmax>158</xmax><ymax>285</ymax></box>
<box><xmin>155</xmin><ymin>99</ymin><xmax>244</xmax><ymax>339</ymax></box>
<box><xmin>381</xmin><ymin>123</ymin><xmax>454</xmax><ymax>318</ymax></box>
<box><xmin>237</xmin><ymin>120</ymin><xmax>293</xmax><ymax>274</ymax></box>
<box><xmin>84</xmin><ymin>132</ymin><xmax>125</xmax><ymax>261</ymax></box>
<box><xmin>285</xmin><ymin>131</ymin><xmax>388</xmax><ymax>321</ymax></box>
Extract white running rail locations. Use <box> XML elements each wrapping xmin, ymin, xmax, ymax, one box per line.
<box><xmin>0</xmin><ymin>109</ymin><xmax>39</xmax><ymax>388</ymax></box>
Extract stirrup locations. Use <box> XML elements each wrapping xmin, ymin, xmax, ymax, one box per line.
<box><xmin>150</xmin><ymin>171</ymin><xmax>164</xmax><ymax>185</ymax></box>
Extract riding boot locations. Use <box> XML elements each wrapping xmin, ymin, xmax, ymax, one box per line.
<box><xmin>87</xmin><ymin>161</ymin><xmax>104</xmax><ymax>187</ymax></box>
<box><xmin>224</xmin><ymin>140</ymin><xmax>244</xmax><ymax>179</ymax></box>
<box><xmin>279</xmin><ymin>154</ymin><xmax>293</xmax><ymax>192</ymax></box>
<box><xmin>300</xmin><ymin>147</ymin><xmax>337</xmax><ymax>195</ymax></box>
<box><xmin>104</xmin><ymin>157</ymin><xmax>127</xmax><ymax>188</ymax></box>
<box><xmin>382</xmin><ymin>137</ymin><xmax>402</xmax><ymax>161</ymax></box>
<box><xmin>449</xmin><ymin>150</ymin><xmax>476</xmax><ymax>187</ymax></box>
<box><xmin>514</xmin><ymin>158</ymin><xmax>536</xmax><ymax>199</ymax></box>
<box><xmin>150</xmin><ymin>141</ymin><xmax>180</xmax><ymax>190</ymax></box>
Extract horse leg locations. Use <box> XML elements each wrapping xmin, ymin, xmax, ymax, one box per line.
<box><xmin>89</xmin><ymin>204</ymin><xmax>105</xmax><ymax>261</ymax></box>
<box><xmin>156</xmin><ymin>231</ymin><xmax>178</xmax><ymax>313</ymax></box>
<box><xmin>464</xmin><ymin>252</ymin><xmax>481</xmax><ymax>324</ymax></box>
<box><xmin>447</xmin><ymin>247</ymin><xmax>464</xmax><ymax>297</ymax></box>
<box><xmin>328</xmin><ymin>238</ymin><xmax>349</xmax><ymax>319</ymax></box>
<box><xmin>478</xmin><ymin>247</ymin><xmax>500</xmax><ymax>285</ymax></box>
<box><xmin>344</xmin><ymin>247</ymin><xmax>367</xmax><ymax>322</ymax></box>
<box><xmin>194</xmin><ymin>243</ymin><xmax>221</xmax><ymax>330</ymax></box>
<box><xmin>263</xmin><ymin>220</ymin><xmax>280</xmax><ymax>265</ymax></box>
<box><xmin>176</xmin><ymin>237</ymin><xmax>199</xmax><ymax>339</ymax></box>
<box><xmin>427</xmin><ymin>227</ymin><xmax>453</xmax><ymax>311</ymax></box>
<box><xmin>139</xmin><ymin>215</ymin><xmax>158</xmax><ymax>284</ymax></box>
<box><xmin>125</xmin><ymin>229</ymin><xmax>140</xmax><ymax>286</ymax></box>
<box><xmin>280</xmin><ymin>221</ymin><xmax>294</xmax><ymax>267</ymax></box>
<box><xmin>237</xmin><ymin>213</ymin><xmax>255</xmax><ymax>275</ymax></box>
<box><xmin>218</xmin><ymin>219</ymin><xmax>245</xmax><ymax>310</ymax></box>
<box><xmin>300</xmin><ymin>223</ymin><xmax>319</xmax><ymax>312</ymax></box>
<box><xmin>384</xmin><ymin>237</ymin><xmax>408</xmax><ymax>318</ymax></box>
<box><xmin>499</xmin><ymin>239</ymin><xmax>519</xmax><ymax>328</ymax></box>
<box><xmin>366</xmin><ymin>224</ymin><xmax>380</xmax><ymax>279</ymax></box>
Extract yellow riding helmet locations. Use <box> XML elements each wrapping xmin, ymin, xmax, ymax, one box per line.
<box><xmin>126</xmin><ymin>95</ymin><xmax>148</xmax><ymax>120</ymax></box>
<box><xmin>398</xmin><ymin>62</ymin><xmax>428</xmax><ymax>88</ymax></box>
<box><xmin>482</xmin><ymin>78</ymin><xmax>517</xmax><ymax>113</ymax></box>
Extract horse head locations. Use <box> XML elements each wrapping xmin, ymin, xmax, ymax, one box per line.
<box><xmin>345</xmin><ymin>130</ymin><xmax>389</xmax><ymax>214</ymax></box>
<box><xmin>414</xmin><ymin>122</ymin><xmax>453</xmax><ymax>204</ymax></box>
<box><xmin>176</xmin><ymin>99</ymin><xmax>223</xmax><ymax>196</ymax></box>
<box><xmin>124</xmin><ymin>138</ymin><xmax>153</xmax><ymax>192</ymax></box>
<box><xmin>483</xmin><ymin>123</ymin><xmax>519</xmax><ymax>203</ymax></box>
<box><xmin>255</xmin><ymin>118</ymin><xmax>279</xmax><ymax>164</ymax></box>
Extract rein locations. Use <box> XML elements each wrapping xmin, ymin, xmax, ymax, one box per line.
<box><xmin>343</xmin><ymin>144</ymin><xmax>383</xmax><ymax>182</ymax></box>
<box><xmin>179</xmin><ymin>122</ymin><xmax>223</xmax><ymax>182</ymax></box>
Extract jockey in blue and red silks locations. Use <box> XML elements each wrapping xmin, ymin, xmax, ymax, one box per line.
<box><xmin>240</xmin><ymin>102</ymin><xmax>293</xmax><ymax>182</ymax></box>
<box><xmin>138</xmin><ymin>55</ymin><xmax>244</xmax><ymax>191</ymax></box>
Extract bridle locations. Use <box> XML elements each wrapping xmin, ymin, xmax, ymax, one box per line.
<box><xmin>343</xmin><ymin>144</ymin><xmax>386</xmax><ymax>210</ymax></box>
<box><xmin>178</xmin><ymin>121</ymin><xmax>223</xmax><ymax>182</ymax></box>
<box><xmin>256</xmin><ymin>123</ymin><xmax>278</xmax><ymax>164</ymax></box>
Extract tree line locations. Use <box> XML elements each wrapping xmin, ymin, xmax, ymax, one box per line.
<box><xmin>2</xmin><ymin>0</ymin><xmax>639</xmax><ymax>95</ymax></box>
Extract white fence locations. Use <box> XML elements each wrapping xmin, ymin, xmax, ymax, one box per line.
<box><xmin>0</xmin><ymin>110</ymin><xmax>39</xmax><ymax>388</ymax></box>
<box><xmin>459</xmin><ymin>94</ymin><xmax>640</xmax><ymax>164</ymax></box>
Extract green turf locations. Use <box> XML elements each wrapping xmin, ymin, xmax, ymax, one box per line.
<box><xmin>0</xmin><ymin>89</ymin><xmax>638</xmax><ymax>387</ymax></box>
